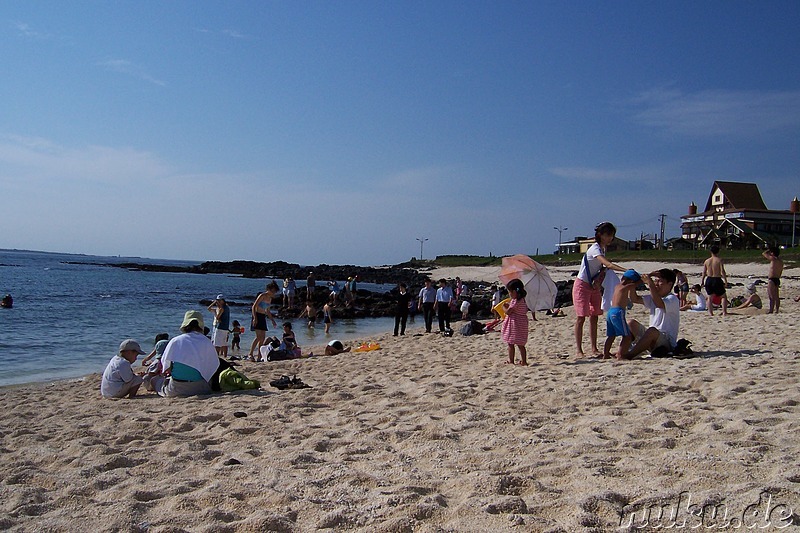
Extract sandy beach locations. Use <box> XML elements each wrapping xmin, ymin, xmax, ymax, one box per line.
<box><xmin>1</xmin><ymin>262</ymin><xmax>799</xmax><ymax>531</ymax></box>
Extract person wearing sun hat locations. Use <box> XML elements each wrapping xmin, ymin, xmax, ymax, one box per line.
<box><xmin>100</xmin><ymin>339</ymin><xmax>146</xmax><ymax>399</ymax></box>
<box><xmin>147</xmin><ymin>310</ymin><xmax>220</xmax><ymax>397</ymax></box>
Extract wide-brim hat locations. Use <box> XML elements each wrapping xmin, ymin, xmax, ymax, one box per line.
<box><xmin>181</xmin><ymin>310</ymin><xmax>204</xmax><ymax>329</ymax></box>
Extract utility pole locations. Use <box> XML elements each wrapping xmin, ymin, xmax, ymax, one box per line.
<box><xmin>658</xmin><ymin>214</ymin><xmax>667</xmax><ymax>250</ymax></box>
<box><xmin>416</xmin><ymin>237</ymin><xmax>428</xmax><ymax>260</ymax></box>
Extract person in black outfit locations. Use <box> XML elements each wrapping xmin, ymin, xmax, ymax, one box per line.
<box><xmin>393</xmin><ymin>283</ymin><xmax>412</xmax><ymax>336</ymax></box>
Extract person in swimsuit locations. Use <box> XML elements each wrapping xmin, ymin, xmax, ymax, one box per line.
<box><xmin>299</xmin><ymin>300</ymin><xmax>316</xmax><ymax>328</ymax></box>
<box><xmin>247</xmin><ymin>282</ymin><xmax>279</xmax><ymax>361</ymax></box>
<box><xmin>322</xmin><ymin>301</ymin><xmax>333</xmax><ymax>333</ymax></box>
<box><xmin>701</xmin><ymin>245</ymin><xmax>729</xmax><ymax>316</ymax></box>
<box><xmin>762</xmin><ymin>247</ymin><xmax>784</xmax><ymax>314</ymax></box>
<box><xmin>603</xmin><ymin>270</ymin><xmax>641</xmax><ymax>360</ymax></box>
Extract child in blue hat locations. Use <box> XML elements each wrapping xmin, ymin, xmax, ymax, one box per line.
<box><xmin>603</xmin><ymin>270</ymin><xmax>641</xmax><ymax>359</ymax></box>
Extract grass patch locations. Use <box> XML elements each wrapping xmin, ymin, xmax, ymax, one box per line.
<box><xmin>432</xmin><ymin>249</ymin><xmax>799</xmax><ymax>268</ymax></box>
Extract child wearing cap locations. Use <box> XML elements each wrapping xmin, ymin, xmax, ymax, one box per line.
<box><xmin>603</xmin><ymin>270</ymin><xmax>641</xmax><ymax>360</ymax></box>
<box><xmin>101</xmin><ymin>339</ymin><xmax>146</xmax><ymax>399</ymax></box>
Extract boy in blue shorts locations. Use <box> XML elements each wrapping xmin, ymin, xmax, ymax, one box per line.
<box><xmin>603</xmin><ymin>270</ymin><xmax>641</xmax><ymax>360</ymax></box>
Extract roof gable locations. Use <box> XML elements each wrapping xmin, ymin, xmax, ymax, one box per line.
<box><xmin>704</xmin><ymin>181</ymin><xmax>768</xmax><ymax>212</ymax></box>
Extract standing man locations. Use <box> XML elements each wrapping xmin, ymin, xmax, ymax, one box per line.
<box><xmin>623</xmin><ymin>269</ymin><xmax>680</xmax><ymax>359</ymax></box>
<box><xmin>762</xmin><ymin>246</ymin><xmax>784</xmax><ymax>314</ymax></box>
<box><xmin>435</xmin><ymin>278</ymin><xmax>455</xmax><ymax>333</ymax></box>
<box><xmin>306</xmin><ymin>272</ymin><xmax>316</xmax><ymax>300</ymax></box>
<box><xmin>701</xmin><ymin>245</ymin><xmax>729</xmax><ymax>316</ymax></box>
<box><xmin>207</xmin><ymin>294</ymin><xmax>231</xmax><ymax>358</ymax></box>
<box><xmin>418</xmin><ymin>278</ymin><xmax>437</xmax><ymax>333</ymax></box>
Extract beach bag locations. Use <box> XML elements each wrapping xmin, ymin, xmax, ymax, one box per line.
<box><xmin>218</xmin><ymin>368</ymin><xmax>260</xmax><ymax>392</ymax></box>
<box><xmin>266</xmin><ymin>349</ymin><xmax>292</xmax><ymax>361</ymax></box>
<box><xmin>460</xmin><ymin>320</ymin><xmax>485</xmax><ymax>336</ymax></box>
<box><xmin>673</xmin><ymin>339</ymin><xmax>694</xmax><ymax>358</ymax></box>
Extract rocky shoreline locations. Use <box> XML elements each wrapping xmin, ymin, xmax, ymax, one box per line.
<box><xmin>66</xmin><ymin>259</ymin><xmax>574</xmax><ymax>319</ymax></box>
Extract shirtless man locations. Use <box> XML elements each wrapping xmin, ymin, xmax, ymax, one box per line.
<box><xmin>762</xmin><ymin>247</ymin><xmax>784</xmax><ymax>313</ymax></box>
<box><xmin>701</xmin><ymin>245</ymin><xmax>728</xmax><ymax>316</ymax></box>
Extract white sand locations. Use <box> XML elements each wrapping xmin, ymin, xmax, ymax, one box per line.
<box><xmin>1</xmin><ymin>262</ymin><xmax>798</xmax><ymax>531</ymax></box>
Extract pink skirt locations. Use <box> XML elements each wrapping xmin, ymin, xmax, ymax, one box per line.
<box><xmin>572</xmin><ymin>278</ymin><xmax>602</xmax><ymax>317</ymax></box>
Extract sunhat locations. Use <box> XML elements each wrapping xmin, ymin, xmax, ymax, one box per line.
<box><xmin>181</xmin><ymin>310</ymin><xmax>205</xmax><ymax>329</ymax></box>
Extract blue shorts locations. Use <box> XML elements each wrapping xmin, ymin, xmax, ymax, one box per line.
<box><xmin>606</xmin><ymin>307</ymin><xmax>630</xmax><ymax>337</ymax></box>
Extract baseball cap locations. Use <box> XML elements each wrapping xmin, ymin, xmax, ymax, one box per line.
<box><xmin>215</xmin><ymin>294</ymin><xmax>225</xmax><ymax>301</ymax></box>
<box><xmin>622</xmin><ymin>269</ymin><xmax>641</xmax><ymax>282</ymax></box>
<box><xmin>119</xmin><ymin>339</ymin><xmax>146</xmax><ymax>354</ymax></box>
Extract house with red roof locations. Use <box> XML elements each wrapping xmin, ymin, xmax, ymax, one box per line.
<box><xmin>681</xmin><ymin>181</ymin><xmax>799</xmax><ymax>249</ymax></box>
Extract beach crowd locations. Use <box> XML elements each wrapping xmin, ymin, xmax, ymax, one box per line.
<box><xmin>100</xmin><ymin>221</ymin><xmax>788</xmax><ymax>399</ymax></box>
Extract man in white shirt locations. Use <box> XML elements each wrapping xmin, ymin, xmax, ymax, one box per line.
<box><xmin>623</xmin><ymin>268</ymin><xmax>680</xmax><ymax>359</ymax></box>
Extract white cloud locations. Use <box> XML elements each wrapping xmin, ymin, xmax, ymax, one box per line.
<box><xmin>96</xmin><ymin>59</ymin><xmax>166</xmax><ymax>86</ymax></box>
<box><xmin>630</xmin><ymin>87</ymin><xmax>800</xmax><ymax>138</ymax></box>
<box><xmin>0</xmin><ymin>135</ymin><xmax>171</xmax><ymax>186</ymax></box>
<box><xmin>13</xmin><ymin>21</ymin><xmax>47</xmax><ymax>39</ymax></box>
<box><xmin>376</xmin><ymin>166</ymin><xmax>457</xmax><ymax>190</ymax></box>
<box><xmin>548</xmin><ymin>167</ymin><xmax>635</xmax><ymax>182</ymax></box>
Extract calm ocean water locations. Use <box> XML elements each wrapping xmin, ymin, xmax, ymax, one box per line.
<box><xmin>0</xmin><ymin>250</ymin><xmax>396</xmax><ymax>387</ymax></box>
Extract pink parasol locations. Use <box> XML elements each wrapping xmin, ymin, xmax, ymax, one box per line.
<box><xmin>498</xmin><ymin>254</ymin><xmax>558</xmax><ymax>312</ymax></box>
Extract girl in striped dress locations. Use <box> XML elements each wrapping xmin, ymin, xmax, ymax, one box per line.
<box><xmin>502</xmin><ymin>279</ymin><xmax>529</xmax><ymax>366</ymax></box>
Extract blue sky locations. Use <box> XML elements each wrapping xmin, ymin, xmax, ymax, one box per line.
<box><xmin>2</xmin><ymin>1</ymin><xmax>799</xmax><ymax>265</ymax></box>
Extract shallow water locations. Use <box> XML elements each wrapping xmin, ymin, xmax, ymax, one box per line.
<box><xmin>0</xmin><ymin>250</ymin><xmax>395</xmax><ymax>386</ymax></box>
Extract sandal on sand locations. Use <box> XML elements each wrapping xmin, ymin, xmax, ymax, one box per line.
<box><xmin>269</xmin><ymin>375</ymin><xmax>311</xmax><ymax>390</ymax></box>
<box><xmin>287</xmin><ymin>376</ymin><xmax>311</xmax><ymax>389</ymax></box>
<box><xmin>269</xmin><ymin>375</ymin><xmax>292</xmax><ymax>389</ymax></box>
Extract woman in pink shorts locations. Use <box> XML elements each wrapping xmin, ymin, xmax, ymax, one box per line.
<box><xmin>572</xmin><ymin>222</ymin><xmax>627</xmax><ymax>358</ymax></box>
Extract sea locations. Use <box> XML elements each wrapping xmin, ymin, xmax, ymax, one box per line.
<box><xmin>0</xmin><ymin>249</ymin><xmax>397</xmax><ymax>387</ymax></box>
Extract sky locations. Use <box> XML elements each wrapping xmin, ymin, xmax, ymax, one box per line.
<box><xmin>2</xmin><ymin>1</ymin><xmax>799</xmax><ymax>266</ymax></box>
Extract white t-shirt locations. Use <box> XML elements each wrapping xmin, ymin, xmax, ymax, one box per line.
<box><xmin>642</xmin><ymin>293</ymin><xmax>680</xmax><ymax>347</ymax></box>
<box><xmin>101</xmin><ymin>355</ymin><xmax>143</xmax><ymax>398</ymax></box>
<box><xmin>161</xmin><ymin>332</ymin><xmax>219</xmax><ymax>382</ymax></box>
<box><xmin>691</xmin><ymin>293</ymin><xmax>707</xmax><ymax>311</ymax></box>
<box><xmin>601</xmin><ymin>270</ymin><xmax>621</xmax><ymax>311</ymax></box>
<box><xmin>577</xmin><ymin>243</ymin><xmax>604</xmax><ymax>284</ymax></box>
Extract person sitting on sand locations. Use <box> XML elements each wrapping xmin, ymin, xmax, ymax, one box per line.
<box><xmin>324</xmin><ymin>339</ymin><xmax>351</xmax><ymax>356</ymax></box>
<box><xmin>603</xmin><ymin>269</ymin><xmax>641</xmax><ymax>360</ymax></box>
<box><xmin>141</xmin><ymin>333</ymin><xmax>169</xmax><ymax>378</ymax></box>
<box><xmin>734</xmin><ymin>282</ymin><xmax>762</xmax><ymax>310</ymax></box>
<box><xmin>680</xmin><ymin>284</ymin><xmax>707</xmax><ymax>312</ymax></box>
<box><xmin>262</xmin><ymin>321</ymin><xmax>300</xmax><ymax>359</ymax></box>
<box><xmin>146</xmin><ymin>311</ymin><xmax>220</xmax><ymax>397</ymax></box>
<box><xmin>101</xmin><ymin>339</ymin><xmax>146</xmax><ymax>399</ymax></box>
<box><xmin>622</xmin><ymin>268</ymin><xmax>680</xmax><ymax>359</ymax></box>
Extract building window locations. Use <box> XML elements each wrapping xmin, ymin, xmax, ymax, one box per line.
<box><xmin>714</xmin><ymin>194</ymin><xmax>722</xmax><ymax>204</ymax></box>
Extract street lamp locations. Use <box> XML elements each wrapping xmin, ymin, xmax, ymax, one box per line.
<box><xmin>416</xmin><ymin>237</ymin><xmax>429</xmax><ymax>260</ymax></box>
<box><xmin>553</xmin><ymin>226</ymin><xmax>567</xmax><ymax>254</ymax></box>
<box><xmin>791</xmin><ymin>196</ymin><xmax>799</xmax><ymax>248</ymax></box>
